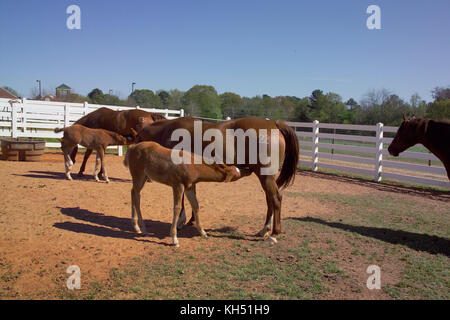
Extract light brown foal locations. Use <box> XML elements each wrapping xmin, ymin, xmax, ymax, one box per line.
<box><xmin>55</xmin><ymin>124</ymin><xmax>128</xmax><ymax>182</ymax></box>
<box><xmin>124</xmin><ymin>141</ymin><xmax>248</xmax><ymax>247</ymax></box>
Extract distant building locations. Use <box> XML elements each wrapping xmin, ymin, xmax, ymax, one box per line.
<box><xmin>56</xmin><ymin>84</ymin><xmax>71</xmax><ymax>98</ymax></box>
<box><xmin>42</xmin><ymin>94</ymin><xmax>57</xmax><ymax>101</ymax></box>
<box><xmin>0</xmin><ymin>87</ymin><xmax>18</xmax><ymax>99</ymax></box>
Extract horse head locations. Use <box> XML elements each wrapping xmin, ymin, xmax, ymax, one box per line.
<box><xmin>388</xmin><ymin>115</ymin><xmax>425</xmax><ymax>157</ymax></box>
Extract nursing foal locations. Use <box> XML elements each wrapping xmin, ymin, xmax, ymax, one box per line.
<box><xmin>124</xmin><ymin>141</ymin><xmax>249</xmax><ymax>247</ymax></box>
<box><xmin>55</xmin><ymin>124</ymin><xmax>128</xmax><ymax>182</ymax></box>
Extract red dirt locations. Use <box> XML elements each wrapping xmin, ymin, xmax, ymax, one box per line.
<box><xmin>0</xmin><ymin>151</ymin><xmax>448</xmax><ymax>299</ymax></box>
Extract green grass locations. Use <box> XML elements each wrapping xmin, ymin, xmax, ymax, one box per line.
<box><xmin>51</xmin><ymin>192</ymin><xmax>448</xmax><ymax>300</ymax></box>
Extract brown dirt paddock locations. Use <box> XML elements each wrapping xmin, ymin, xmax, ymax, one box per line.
<box><xmin>0</xmin><ymin>151</ymin><xmax>449</xmax><ymax>300</ymax></box>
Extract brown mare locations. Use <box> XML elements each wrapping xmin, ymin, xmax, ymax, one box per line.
<box><xmin>134</xmin><ymin>116</ymin><xmax>299</xmax><ymax>242</ymax></box>
<box><xmin>388</xmin><ymin>115</ymin><xmax>450</xmax><ymax>179</ymax></box>
<box><xmin>70</xmin><ymin>107</ymin><xmax>166</xmax><ymax>177</ymax></box>
<box><xmin>55</xmin><ymin>124</ymin><xmax>128</xmax><ymax>182</ymax></box>
<box><xmin>124</xmin><ymin>141</ymin><xmax>247</xmax><ymax>247</ymax></box>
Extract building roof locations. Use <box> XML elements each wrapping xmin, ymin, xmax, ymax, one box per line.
<box><xmin>0</xmin><ymin>87</ymin><xmax>18</xmax><ymax>99</ymax></box>
<box><xmin>56</xmin><ymin>84</ymin><xmax>71</xmax><ymax>90</ymax></box>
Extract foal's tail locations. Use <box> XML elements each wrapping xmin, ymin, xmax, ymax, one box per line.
<box><xmin>123</xmin><ymin>144</ymin><xmax>140</xmax><ymax>168</ymax></box>
<box><xmin>275</xmin><ymin>120</ymin><xmax>299</xmax><ymax>189</ymax></box>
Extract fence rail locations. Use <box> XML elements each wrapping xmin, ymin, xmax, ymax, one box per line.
<box><xmin>0</xmin><ymin>100</ymin><xmax>448</xmax><ymax>189</ymax></box>
<box><xmin>288</xmin><ymin>120</ymin><xmax>449</xmax><ymax>189</ymax></box>
<box><xmin>0</xmin><ymin>98</ymin><xmax>184</xmax><ymax>155</ymax></box>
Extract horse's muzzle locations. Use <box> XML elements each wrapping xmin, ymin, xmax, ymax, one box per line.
<box><xmin>387</xmin><ymin>146</ymin><xmax>399</xmax><ymax>157</ymax></box>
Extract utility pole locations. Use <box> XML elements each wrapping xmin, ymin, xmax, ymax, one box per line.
<box><xmin>36</xmin><ymin>80</ymin><xmax>42</xmax><ymax>99</ymax></box>
<box><xmin>131</xmin><ymin>82</ymin><xmax>136</xmax><ymax>93</ymax></box>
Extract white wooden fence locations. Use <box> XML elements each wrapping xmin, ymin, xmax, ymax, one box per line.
<box><xmin>0</xmin><ymin>101</ymin><xmax>448</xmax><ymax>189</ymax></box>
<box><xmin>287</xmin><ymin>121</ymin><xmax>449</xmax><ymax>189</ymax></box>
<box><xmin>0</xmin><ymin>98</ymin><xmax>184</xmax><ymax>155</ymax></box>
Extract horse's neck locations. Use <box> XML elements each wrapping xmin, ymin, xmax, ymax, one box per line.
<box><xmin>196</xmin><ymin>165</ymin><xmax>226</xmax><ymax>183</ymax></box>
<box><xmin>422</xmin><ymin>120</ymin><xmax>450</xmax><ymax>161</ymax></box>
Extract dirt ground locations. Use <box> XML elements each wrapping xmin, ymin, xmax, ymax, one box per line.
<box><xmin>0</xmin><ymin>151</ymin><xmax>449</xmax><ymax>299</ymax></box>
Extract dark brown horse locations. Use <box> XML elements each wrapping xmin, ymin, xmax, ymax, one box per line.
<box><xmin>70</xmin><ymin>107</ymin><xmax>166</xmax><ymax>177</ymax></box>
<box><xmin>388</xmin><ymin>115</ymin><xmax>450</xmax><ymax>179</ymax></box>
<box><xmin>134</xmin><ymin>116</ymin><xmax>299</xmax><ymax>242</ymax></box>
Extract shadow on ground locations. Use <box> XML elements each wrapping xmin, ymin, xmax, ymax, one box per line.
<box><xmin>298</xmin><ymin>170</ymin><xmax>450</xmax><ymax>202</ymax></box>
<box><xmin>53</xmin><ymin>206</ymin><xmax>201</xmax><ymax>246</ymax></box>
<box><xmin>289</xmin><ymin>216</ymin><xmax>450</xmax><ymax>257</ymax></box>
<box><xmin>14</xmin><ymin>170</ymin><xmax>131</xmax><ymax>183</ymax></box>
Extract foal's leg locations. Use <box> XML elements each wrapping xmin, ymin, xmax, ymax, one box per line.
<box><xmin>185</xmin><ymin>187</ymin><xmax>207</xmax><ymax>237</ymax></box>
<box><xmin>78</xmin><ymin>148</ymin><xmax>93</xmax><ymax>176</ymax></box>
<box><xmin>186</xmin><ymin>184</ymin><xmax>197</xmax><ymax>226</ymax></box>
<box><xmin>131</xmin><ymin>173</ymin><xmax>147</xmax><ymax>234</ymax></box>
<box><xmin>98</xmin><ymin>148</ymin><xmax>109</xmax><ymax>183</ymax></box>
<box><xmin>93</xmin><ymin>152</ymin><xmax>101</xmax><ymax>182</ymax></box>
<box><xmin>257</xmin><ymin>174</ymin><xmax>282</xmax><ymax>243</ymax></box>
<box><xmin>176</xmin><ymin>193</ymin><xmax>187</xmax><ymax>230</ymax></box>
<box><xmin>63</xmin><ymin>150</ymin><xmax>74</xmax><ymax>181</ymax></box>
<box><xmin>170</xmin><ymin>185</ymin><xmax>185</xmax><ymax>247</ymax></box>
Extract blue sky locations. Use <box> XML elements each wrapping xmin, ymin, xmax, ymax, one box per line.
<box><xmin>0</xmin><ymin>0</ymin><xmax>449</xmax><ymax>102</ymax></box>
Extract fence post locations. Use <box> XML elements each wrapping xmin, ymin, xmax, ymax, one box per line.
<box><xmin>64</xmin><ymin>104</ymin><xmax>70</xmax><ymax>127</ymax></box>
<box><xmin>375</xmin><ymin>122</ymin><xmax>383</xmax><ymax>182</ymax></box>
<box><xmin>180</xmin><ymin>109</ymin><xmax>184</xmax><ymax>117</ymax></box>
<box><xmin>22</xmin><ymin>98</ymin><xmax>27</xmax><ymax>133</ymax></box>
<box><xmin>312</xmin><ymin>120</ymin><xmax>319</xmax><ymax>171</ymax></box>
<box><xmin>83</xmin><ymin>101</ymin><xmax>88</xmax><ymax>116</ymax></box>
<box><xmin>118</xmin><ymin>146</ymin><xmax>123</xmax><ymax>157</ymax></box>
<box><xmin>10</xmin><ymin>100</ymin><xmax>18</xmax><ymax>138</ymax></box>
<box><xmin>164</xmin><ymin>109</ymin><xmax>169</xmax><ymax>118</ymax></box>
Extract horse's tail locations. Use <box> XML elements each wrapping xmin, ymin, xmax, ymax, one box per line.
<box><xmin>123</xmin><ymin>144</ymin><xmax>140</xmax><ymax>168</ymax></box>
<box><xmin>275</xmin><ymin>120</ymin><xmax>299</xmax><ymax>189</ymax></box>
<box><xmin>54</xmin><ymin>127</ymin><xmax>65</xmax><ymax>133</ymax></box>
<box><xmin>123</xmin><ymin>146</ymin><xmax>131</xmax><ymax>168</ymax></box>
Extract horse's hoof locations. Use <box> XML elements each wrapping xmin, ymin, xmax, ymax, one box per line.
<box><xmin>256</xmin><ymin>229</ymin><xmax>270</xmax><ymax>237</ymax></box>
<box><xmin>265</xmin><ymin>236</ymin><xmax>277</xmax><ymax>244</ymax></box>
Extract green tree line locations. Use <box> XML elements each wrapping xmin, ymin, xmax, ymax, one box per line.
<box><xmin>12</xmin><ymin>84</ymin><xmax>450</xmax><ymax>125</ymax></box>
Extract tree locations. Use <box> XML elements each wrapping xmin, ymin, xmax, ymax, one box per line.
<box><xmin>220</xmin><ymin>92</ymin><xmax>242</xmax><ymax>118</ymax></box>
<box><xmin>427</xmin><ymin>99</ymin><xmax>450</xmax><ymax>120</ymax></box>
<box><xmin>88</xmin><ymin>88</ymin><xmax>105</xmax><ymax>104</ymax></box>
<box><xmin>182</xmin><ymin>85</ymin><xmax>222</xmax><ymax>119</ymax></box>
<box><xmin>128</xmin><ymin>89</ymin><xmax>161</xmax><ymax>108</ymax></box>
<box><xmin>431</xmin><ymin>86</ymin><xmax>450</xmax><ymax>101</ymax></box>
<box><xmin>157</xmin><ymin>90</ymin><xmax>170</xmax><ymax>107</ymax></box>
<box><xmin>312</xmin><ymin>92</ymin><xmax>347</xmax><ymax>123</ymax></box>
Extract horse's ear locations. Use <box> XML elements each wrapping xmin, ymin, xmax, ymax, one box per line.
<box><xmin>402</xmin><ymin>113</ymin><xmax>407</xmax><ymax>121</ymax></box>
<box><xmin>130</xmin><ymin>128</ymin><xmax>137</xmax><ymax>137</ymax></box>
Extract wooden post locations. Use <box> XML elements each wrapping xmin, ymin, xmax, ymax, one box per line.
<box><xmin>83</xmin><ymin>101</ymin><xmax>89</xmax><ymax>116</ymax></box>
<box><xmin>64</xmin><ymin>104</ymin><xmax>70</xmax><ymax>127</ymax></box>
<box><xmin>10</xmin><ymin>100</ymin><xmax>17</xmax><ymax>138</ymax></box>
<box><xmin>22</xmin><ymin>98</ymin><xmax>27</xmax><ymax>133</ymax></box>
<box><xmin>164</xmin><ymin>109</ymin><xmax>169</xmax><ymax>118</ymax></box>
<box><xmin>180</xmin><ymin>109</ymin><xmax>184</xmax><ymax>117</ymax></box>
<box><xmin>312</xmin><ymin>120</ymin><xmax>319</xmax><ymax>172</ymax></box>
<box><xmin>375</xmin><ymin>122</ymin><xmax>383</xmax><ymax>182</ymax></box>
